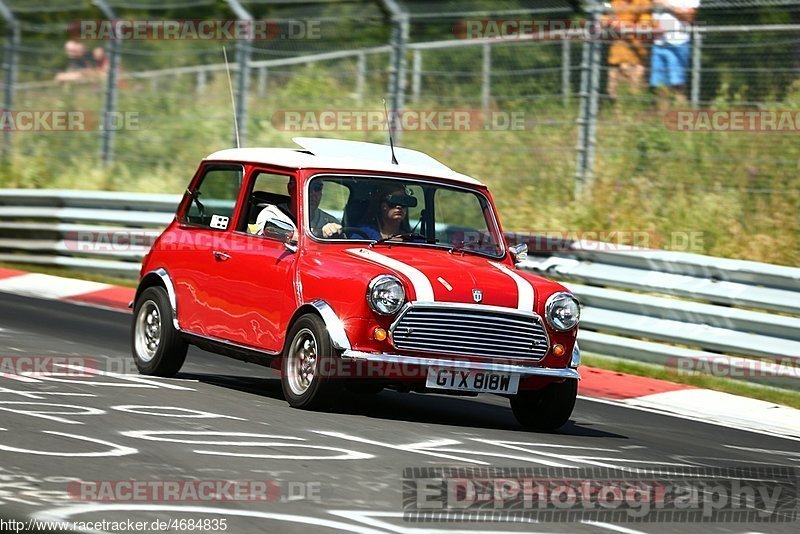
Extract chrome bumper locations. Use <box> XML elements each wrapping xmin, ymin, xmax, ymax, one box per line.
<box><xmin>341</xmin><ymin>350</ymin><xmax>580</xmax><ymax>380</ymax></box>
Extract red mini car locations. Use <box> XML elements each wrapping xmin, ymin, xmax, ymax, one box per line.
<box><xmin>131</xmin><ymin>138</ymin><xmax>581</xmax><ymax>430</ymax></box>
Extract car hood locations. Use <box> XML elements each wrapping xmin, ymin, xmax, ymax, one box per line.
<box><xmin>328</xmin><ymin>245</ymin><xmax>567</xmax><ymax>311</ymax></box>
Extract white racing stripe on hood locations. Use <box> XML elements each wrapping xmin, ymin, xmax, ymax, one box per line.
<box><xmin>490</xmin><ymin>262</ymin><xmax>534</xmax><ymax>311</ymax></box>
<box><xmin>345</xmin><ymin>248</ymin><xmax>435</xmax><ymax>302</ymax></box>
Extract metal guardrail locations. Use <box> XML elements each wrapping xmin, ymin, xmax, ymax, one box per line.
<box><xmin>518</xmin><ymin>240</ymin><xmax>800</xmax><ymax>390</ymax></box>
<box><xmin>0</xmin><ymin>189</ymin><xmax>797</xmax><ymax>390</ymax></box>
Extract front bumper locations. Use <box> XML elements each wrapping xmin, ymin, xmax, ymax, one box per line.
<box><xmin>341</xmin><ymin>350</ymin><xmax>580</xmax><ymax>380</ymax></box>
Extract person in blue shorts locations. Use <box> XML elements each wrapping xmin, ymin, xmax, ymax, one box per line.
<box><xmin>650</xmin><ymin>0</ymin><xmax>700</xmax><ymax>110</ymax></box>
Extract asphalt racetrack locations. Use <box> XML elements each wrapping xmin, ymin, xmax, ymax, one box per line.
<box><xmin>0</xmin><ymin>293</ymin><xmax>797</xmax><ymax>533</ymax></box>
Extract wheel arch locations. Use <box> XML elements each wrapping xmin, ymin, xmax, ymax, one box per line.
<box><xmin>134</xmin><ymin>268</ymin><xmax>180</xmax><ymax>331</ymax></box>
<box><xmin>283</xmin><ymin>299</ymin><xmax>351</xmax><ymax>355</ymax></box>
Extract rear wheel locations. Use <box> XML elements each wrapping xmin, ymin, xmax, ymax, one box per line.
<box><xmin>510</xmin><ymin>379</ymin><xmax>577</xmax><ymax>431</ymax></box>
<box><xmin>281</xmin><ymin>314</ymin><xmax>343</xmax><ymax>410</ymax></box>
<box><xmin>131</xmin><ymin>286</ymin><xmax>187</xmax><ymax>377</ymax></box>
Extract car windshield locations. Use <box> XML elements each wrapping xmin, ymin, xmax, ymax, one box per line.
<box><xmin>308</xmin><ymin>175</ymin><xmax>504</xmax><ymax>258</ymax></box>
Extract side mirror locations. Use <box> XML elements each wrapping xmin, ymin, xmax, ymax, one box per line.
<box><xmin>265</xmin><ymin>218</ymin><xmax>298</xmax><ymax>253</ymax></box>
<box><xmin>509</xmin><ymin>243</ymin><xmax>528</xmax><ymax>264</ymax></box>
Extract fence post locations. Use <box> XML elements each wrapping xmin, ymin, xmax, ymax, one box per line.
<box><xmin>574</xmin><ymin>6</ymin><xmax>602</xmax><ymax>195</ymax></box>
<box><xmin>257</xmin><ymin>66</ymin><xmax>267</xmax><ymax>97</ymax></box>
<box><xmin>691</xmin><ymin>25</ymin><xmax>702</xmax><ymax>109</ymax></box>
<box><xmin>356</xmin><ymin>52</ymin><xmax>366</xmax><ymax>102</ymax></box>
<box><xmin>196</xmin><ymin>69</ymin><xmax>207</xmax><ymax>94</ymax></box>
<box><xmin>382</xmin><ymin>0</ymin><xmax>409</xmax><ymax>143</ymax></box>
<box><xmin>93</xmin><ymin>0</ymin><xmax>120</xmax><ymax>166</ymax></box>
<box><xmin>226</xmin><ymin>0</ymin><xmax>253</xmax><ymax>148</ymax></box>
<box><xmin>562</xmin><ymin>39</ymin><xmax>571</xmax><ymax>107</ymax></box>
<box><xmin>481</xmin><ymin>42</ymin><xmax>491</xmax><ymax>112</ymax></box>
<box><xmin>0</xmin><ymin>0</ymin><xmax>19</xmax><ymax>162</ymax></box>
<box><xmin>411</xmin><ymin>48</ymin><xmax>421</xmax><ymax>103</ymax></box>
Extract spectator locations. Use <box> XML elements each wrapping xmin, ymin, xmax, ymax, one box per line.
<box><xmin>603</xmin><ymin>0</ymin><xmax>653</xmax><ymax>102</ymax></box>
<box><xmin>650</xmin><ymin>0</ymin><xmax>700</xmax><ymax>110</ymax></box>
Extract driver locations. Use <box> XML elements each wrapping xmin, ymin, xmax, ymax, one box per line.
<box><xmin>251</xmin><ymin>178</ymin><xmax>342</xmax><ymax>238</ymax></box>
<box><xmin>286</xmin><ymin>178</ymin><xmax>342</xmax><ymax>238</ymax></box>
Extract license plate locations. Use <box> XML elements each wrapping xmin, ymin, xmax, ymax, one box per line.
<box><xmin>425</xmin><ymin>367</ymin><xmax>520</xmax><ymax>395</ymax></box>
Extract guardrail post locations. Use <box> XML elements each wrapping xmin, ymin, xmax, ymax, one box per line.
<box><xmin>93</xmin><ymin>0</ymin><xmax>121</xmax><ymax>166</ymax></box>
<box><xmin>562</xmin><ymin>38</ymin><xmax>571</xmax><ymax>107</ymax></box>
<box><xmin>411</xmin><ymin>48</ymin><xmax>421</xmax><ymax>102</ymax></box>
<box><xmin>0</xmin><ymin>1</ymin><xmax>20</xmax><ymax>162</ymax></box>
<box><xmin>481</xmin><ymin>42</ymin><xmax>491</xmax><ymax>112</ymax></box>
<box><xmin>382</xmin><ymin>0</ymin><xmax>409</xmax><ymax>142</ymax></box>
<box><xmin>226</xmin><ymin>0</ymin><xmax>253</xmax><ymax>148</ymax></box>
<box><xmin>691</xmin><ymin>25</ymin><xmax>702</xmax><ymax>109</ymax></box>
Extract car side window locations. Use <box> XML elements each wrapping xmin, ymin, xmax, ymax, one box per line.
<box><xmin>182</xmin><ymin>166</ymin><xmax>243</xmax><ymax>230</ymax></box>
<box><xmin>242</xmin><ymin>172</ymin><xmax>294</xmax><ymax>236</ymax></box>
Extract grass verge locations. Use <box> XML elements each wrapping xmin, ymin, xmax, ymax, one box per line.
<box><xmin>583</xmin><ymin>352</ymin><xmax>800</xmax><ymax>410</ymax></box>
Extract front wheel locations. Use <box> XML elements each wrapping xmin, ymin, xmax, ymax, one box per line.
<box><xmin>131</xmin><ymin>286</ymin><xmax>188</xmax><ymax>377</ymax></box>
<box><xmin>510</xmin><ymin>379</ymin><xmax>577</xmax><ymax>431</ymax></box>
<box><xmin>281</xmin><ymin>314</ymin><xmax>343</xmax><ymax>410</ymax></box>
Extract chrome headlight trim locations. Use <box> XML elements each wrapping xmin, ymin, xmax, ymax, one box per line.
<box><xmin>545</xmin><ymin>292</ymin><xmax>580</xmax><ymax>331</ymax></box>
<box><xmin>367</xmin><ymin>274</ymin><xmax>406</xmax><ymax>315</ymax></box>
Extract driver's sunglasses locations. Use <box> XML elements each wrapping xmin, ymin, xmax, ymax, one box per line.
<box><xmin>310</xmin><ymin>182</ymin><xmax>324</xmax><ymax>193</ymax></box>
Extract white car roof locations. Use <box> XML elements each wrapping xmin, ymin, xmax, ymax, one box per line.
<box><xmin>204</xmin><ymin>137</ymin><xmax>485</xmax><ymax>187</ymax></box>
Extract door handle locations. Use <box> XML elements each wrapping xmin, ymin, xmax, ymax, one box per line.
<box><xmin>212</xmin><ymin>250</ymin><xmax>231</xmax><ymax>262</ymax></box>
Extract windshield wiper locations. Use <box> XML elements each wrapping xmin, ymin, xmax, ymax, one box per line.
<box><xmin>368</xmin><ymin>232</ymin><xmax>430</xmax><ymax>248</ymax></box>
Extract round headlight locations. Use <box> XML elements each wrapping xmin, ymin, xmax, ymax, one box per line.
<box><xmin>367</xmin><ymin>275</ymin><xmax>406</xmax><ymax>315</ymax></box>
<box><xmin>545</xmin><ymin>292</ymin><xmax>580</xmax><ymax>331</ymax></box>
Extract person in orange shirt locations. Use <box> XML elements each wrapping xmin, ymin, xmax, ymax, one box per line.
<box><xmin>602</xmin><ymin>0</ymin><xmax>653</xmax><ymax>102</ymax></box>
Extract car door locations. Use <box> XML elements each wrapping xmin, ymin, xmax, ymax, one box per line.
<box><xmin>210</xmin><ymin>169</ymin><xmax>299</xmax><ymax>352</ymax></box>
<box><xmin>171</xmin><ymin>163</ymin><xmax>245</xmax><ymax>337</ymax></box>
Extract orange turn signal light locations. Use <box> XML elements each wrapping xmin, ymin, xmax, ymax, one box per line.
<box><xmin>373</xmin><ymin>327</ymin><xmax>388</xmax><ymax>342</ymax></box>
<box><xmin>552</xmin><ymin>344</ymin><xmax>565</xmax><ymax>357</ymax></box>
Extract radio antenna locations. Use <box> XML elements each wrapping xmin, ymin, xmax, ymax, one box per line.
<box><xmin>382</xmin><ymin>99</ymin><xmax>398</xmax><ymax>164</ymax></box>
<box><xmin>223</xmin><ymin>46</ymin><xmax>240</xmax><ymax>149</ymax></box>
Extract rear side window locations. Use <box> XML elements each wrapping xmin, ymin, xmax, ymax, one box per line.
<box><xmin>182</xmin><ymin>166</ymin><xmax>243</xmax><ymax>230</ymax></box>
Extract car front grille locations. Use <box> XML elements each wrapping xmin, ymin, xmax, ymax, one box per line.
<box><xmin>390</xmin><ymin>304</ymin><xmax>549</xmax><ymax>361</ymax></box>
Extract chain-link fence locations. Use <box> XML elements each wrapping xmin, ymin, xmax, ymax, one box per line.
<box><xmin>0</xmin><ymin>0</ymin><xmax>798</xmax><ymax>265</ymax></box>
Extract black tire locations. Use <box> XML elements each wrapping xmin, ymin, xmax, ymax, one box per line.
<box><xmin>510</xmin><ymin>379</ymin><xmax>577</xmax><ymax>431</ymax></box>
<box><xmin>131</xmin><ymin>286</ymin><xmax>188</xmax><ymax>377</ymax></box>
<box><xmin>281</xmin><ymin>314</ymin><xmax>343</xmax><ymax>410</ymax></box>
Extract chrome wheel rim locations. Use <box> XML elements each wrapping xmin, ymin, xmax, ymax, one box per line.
<box><xmin>287</xmin><ymin>328</ymin><xmax>317</xmax><ymax>396</ymax></box>
<box><xmin>135</xmin><ymin>300</ymin><xmax>161</xmax><ymax>363</ymax></box>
